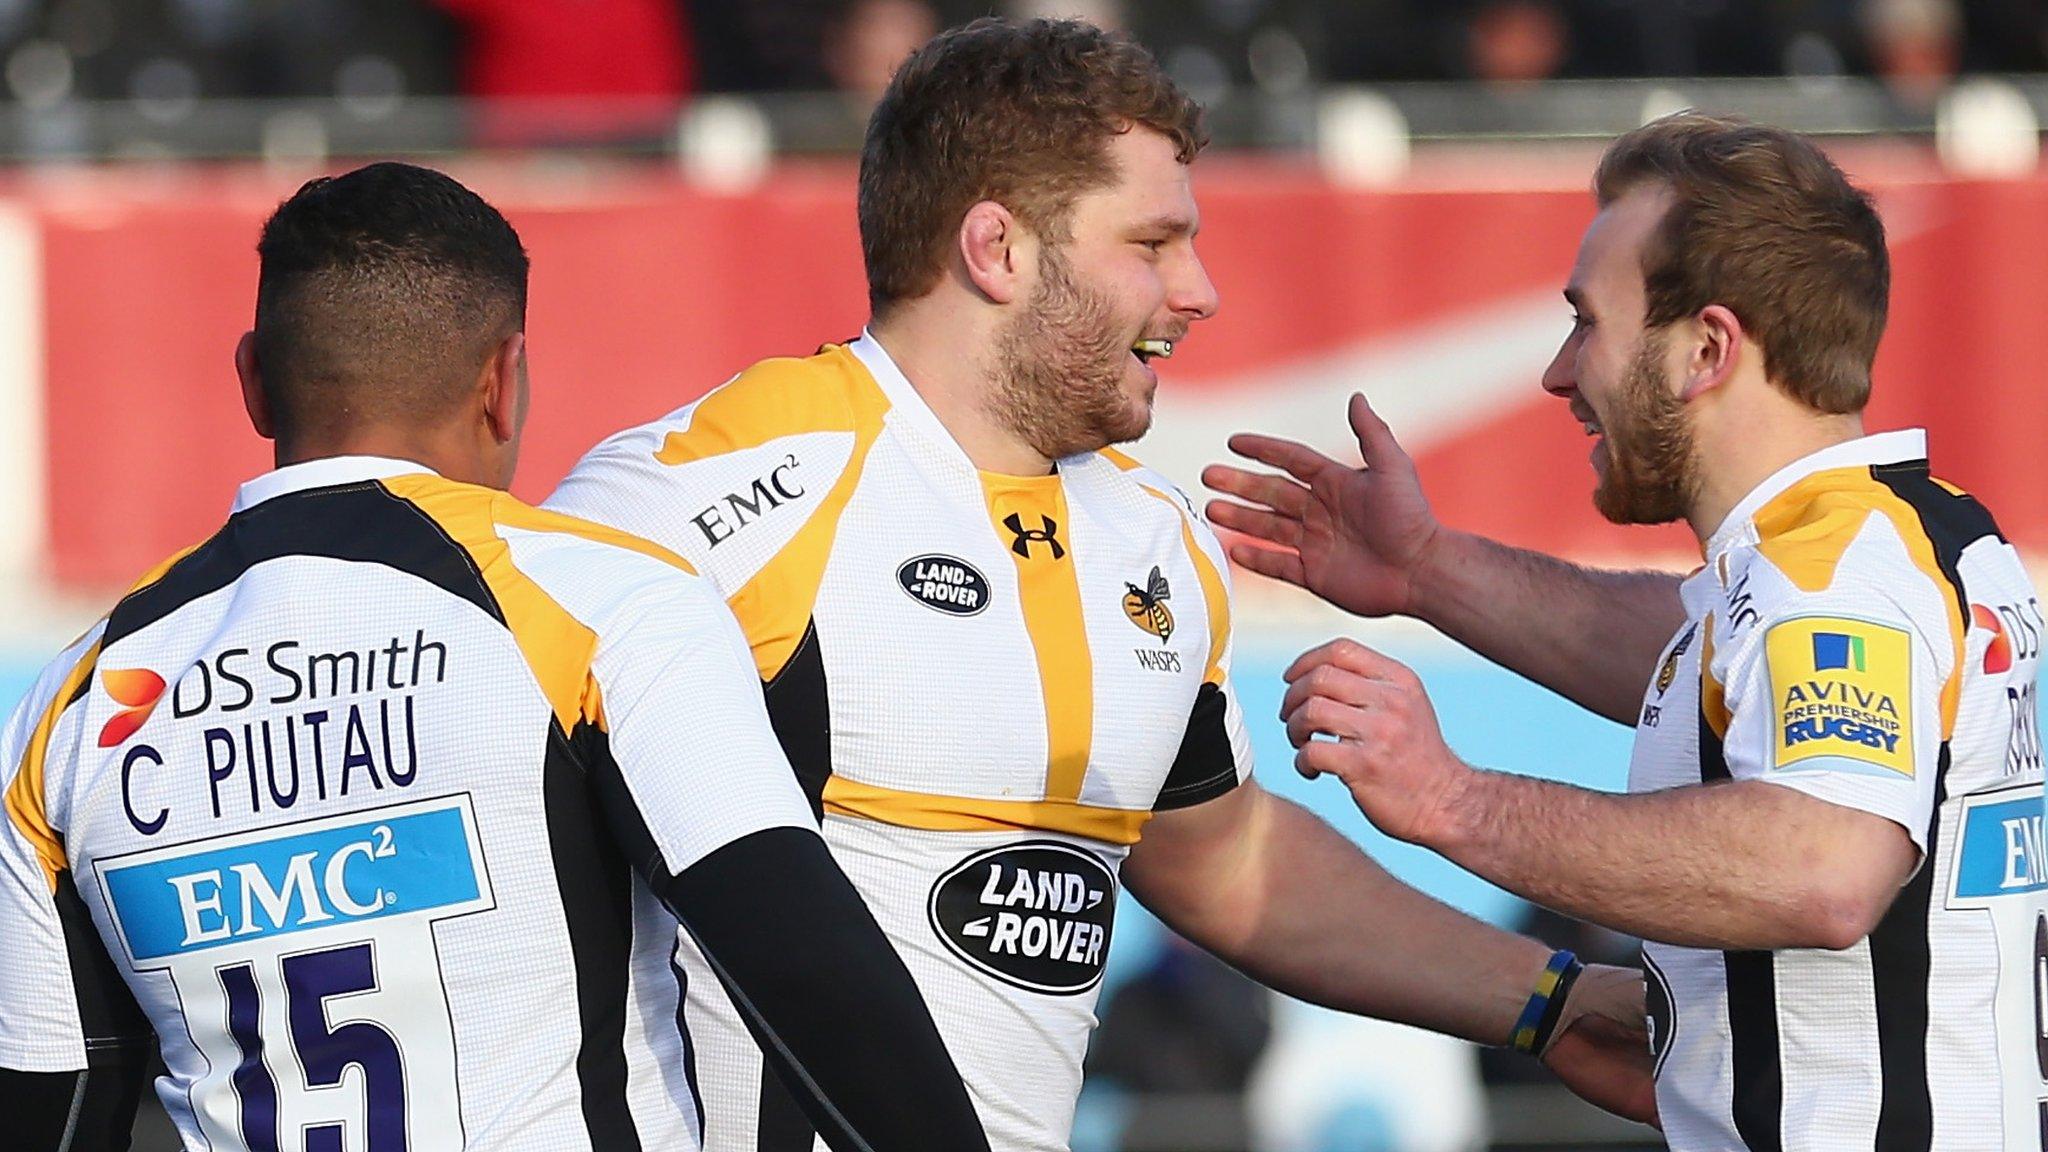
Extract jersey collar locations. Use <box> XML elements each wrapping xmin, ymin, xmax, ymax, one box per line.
<box><xmin>232</xmin><ymin>455</ymin><xmax>439</xmax><ymax>513</ymax></box>
<box><xmin>847</xmin><ymin>329</ymin><xmax>983</xmax><ymax>473</ymax></box>
<box><xmin>1701</xmin><ymin>427</ymin><xmax>1927</xmax><ymax>562</ymax></box>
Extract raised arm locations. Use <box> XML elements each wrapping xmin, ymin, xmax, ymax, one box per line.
<box><xmin>1203</xmin><ymin>393</ymin><xmax>1683</xmax><ymax>722</ymax></box>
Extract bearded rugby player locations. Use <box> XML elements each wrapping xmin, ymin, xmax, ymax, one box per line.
<box><xmin>1219</xmin><ymin>114</ymin><xmax>2045</xmax><ymax>1150</ymax></box>
<box><xmin>550</xmin><ymin>18</ymin><xmax>1657</xmax><ymax>1151</ymax></box>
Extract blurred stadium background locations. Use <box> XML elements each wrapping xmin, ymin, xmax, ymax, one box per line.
<box><xmin>2</xmin><ymin>1</ymin><xmax>2045</xmax><ymax>1150</ymax></box>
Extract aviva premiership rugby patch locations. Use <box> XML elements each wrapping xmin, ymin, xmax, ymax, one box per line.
<box><xmin>1768</xmin><ymin>615</ymin><xmax>1914</xmax><ymax>777</ymax></box>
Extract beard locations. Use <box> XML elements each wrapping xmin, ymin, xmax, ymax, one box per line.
<box><xmin>988</xmin><ymin>244</ymin><xmax>1153</xmax><ymax>463</ymax></box>
<box><xmin>1592</xmin><ymin>331</ymin><xmax>1700</xmax><ymax>526</ymax></box>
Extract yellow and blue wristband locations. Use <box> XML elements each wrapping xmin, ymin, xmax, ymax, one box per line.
<box><xmin>1510</xmin><ymin>949</ymin><xmax>1583</xmax><ymax>1055</ymax></box>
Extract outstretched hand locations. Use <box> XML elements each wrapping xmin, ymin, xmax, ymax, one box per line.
<box><xmin>1540</xmin><ymin>963</ymin><xmax>1659</xmax><ymax>1128</ymax></box>
<box><xmin>1202</xmin><ymin>393</ymin><xmax>1442</xmax><ymax>618</ymax></box>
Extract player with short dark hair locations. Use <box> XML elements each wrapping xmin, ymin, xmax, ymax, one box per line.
<box><xmin>549</xmin><ymin>17</ymin><xmax>1658</xmax><ymax>1152</ymax></box>
<box><xmin>0</xmin><ymin>162</ymin><xmax>991</xmax><ymax>1152</ymax></box>
<box><xmin>1216</xmin><ymin>112</ymin><xmax>2044</xmax><ymax>1150</ymax></box>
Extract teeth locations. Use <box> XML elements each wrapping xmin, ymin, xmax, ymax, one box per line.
<box><xmin>1133</xmin><ymin>339</ymin><xmax>1174</xmax><ymax>359</ymax></box>
<box><xmin>1581</xmin><ymin>421</ymin><xmax>1600</xmax><ymax>436</ymax></box>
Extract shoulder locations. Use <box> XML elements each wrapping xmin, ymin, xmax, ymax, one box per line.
<box><xmin>1091</xmin><ymin>446</ymin><xmax>1226</xmax><ymax>555</ymax></box>
<box><xmin>571</xmin><ymin>344</ymin><xmax>887</xmax><ymax>477</ymax></box>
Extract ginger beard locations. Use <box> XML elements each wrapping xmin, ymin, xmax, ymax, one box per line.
<box><xmin>1593</xmin><ymin>330</ymin><xmax>1701</xmax><ymax>526</ymax></box>
<box><xmin>989</xmin><ymin>242</ymin><xmax>1159</xmax><ymax>462</ymax></box>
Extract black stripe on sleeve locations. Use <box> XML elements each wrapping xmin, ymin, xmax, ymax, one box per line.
<box><xmin>763</xmin><ymin>621</ymin><xmax>832</xmax><ymax>821</ymax></box>
<box><xmin>544</xmin><ymin>724</ymin><xmax>645</xmax><ymax>1152</ymax></box>
<box><xmin>663</xmin><ymin>829</ymin><xmax>990</xmax><ymax>1152</ymax></box>
<box><xmin>1153</xmin><ymin>682</ymin><xmax>1242</xmax><ymax>811</ymax></box>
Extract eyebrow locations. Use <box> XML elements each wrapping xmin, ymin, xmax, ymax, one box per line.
<box><xmin>1134</xmin><ymin>214</ymin><xmax>1198</xmax><ymax>238</ymax></box>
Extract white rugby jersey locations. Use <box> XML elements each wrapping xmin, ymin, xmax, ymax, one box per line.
<box><xmin>0</xmin><ymin>457</ymin><xmax>819</xmax><ymax>1151</ymax></box>
<box><xmin>1629</xmin><ymin>431</ymin><xmax>2044</xmax><ymax>1151</ymax></box>
<box><xmin>548</xmin><ymin>333</ymin><xmax>1256</xmax><ymax>1152</ymax></box>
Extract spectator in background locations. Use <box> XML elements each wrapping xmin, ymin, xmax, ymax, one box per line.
<box><xmin>1860</xmin><ymin>0</ymin><xmax>1961</xmax><ymax>110</ymax></box>
<box><xmin>1465</xmin><ymin>0</ymin><xmax>1568</xmax><ymax>88</ymax></box>
<box><xmin>822</xmin><ymin>0</ymin><xmax>938</xmax><ymax>110</ymax></box>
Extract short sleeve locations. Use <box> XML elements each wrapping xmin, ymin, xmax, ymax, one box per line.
<box><xmin>1718</xmin><ymin>594</ymin><xmax>1944</xmax><ymax>851</ymax></box>
<box><xmin>1147</xmin><ymin>489</ymin><xmax>1254</xmax><ymax>812</ymax></box>
<box><xmin>1</xmin><ymin>625</ymin><xmax>115</xmax><ymax>1071</ymax></box>
<box><xmin>497</xmin><ymin>528</ymin><xmax>818</xmax><ymax>877</ymax></box>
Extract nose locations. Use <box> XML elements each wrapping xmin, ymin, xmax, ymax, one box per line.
<box><xmin>1540</xmin><ymin>330</ymin><xmax>1577</xmax><ymax>399</ymax></box>
<box><xmin>1171</xmin><ymin>247</ymin><xmax>1220</xmax><ymax>323</ymax></box>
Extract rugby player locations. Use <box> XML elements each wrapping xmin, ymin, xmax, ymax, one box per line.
<box><xmin>547</xmin><ymin>17</ymin><xmax>1657</xmax><ymax>1151</ymax></box>
<box><xmin>0</xmin><ymin>163</ymin><xmax>990</xmax><ymax>1152</ymax></box>
<box><xmin>1217</xmin><ymin>113</ymin><xmax>2046</xmax><ymax>1149</ymax></box>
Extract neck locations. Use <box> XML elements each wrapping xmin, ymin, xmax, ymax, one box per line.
<box><xmin>274</xmin><ymin>425</ymin><xmax>496</xmax><ymax>488</ymax></box>
<box><xmin>868</xmin><ymin>309</ymin><xmax>1055</xmax><ymax>476</ymax></box>
<box><xmin>1685</xmin><ymin>405</ymin><xmax>1866</xmax><ymax>547</ymax></box>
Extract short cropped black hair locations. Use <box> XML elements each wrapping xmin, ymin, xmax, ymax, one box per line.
<box><xmin>253</xmin><ymin>162</ymin><xmax>529</xmax><ymax>438</ymax></box>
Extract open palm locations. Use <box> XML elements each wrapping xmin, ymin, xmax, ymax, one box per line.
<box><xmin>1202</xmin><ymin>393</ymin><xmax>1441</xmax><ymax>618</ymax></box>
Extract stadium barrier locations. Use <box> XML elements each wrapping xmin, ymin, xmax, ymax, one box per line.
<box><xmin>3</xmin><ymin>150</ymin><xmax>2043</xmax><ymax>592</ymax></box>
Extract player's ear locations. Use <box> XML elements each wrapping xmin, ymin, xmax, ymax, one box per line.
<box><xmin>1679</xmin><ymin>304</ymin><xmax>1743</xmax><ymax>401</ymax></box>
<box><xmin>480</xmin><ymin>331</ymin><xmax>526</xmax><ymax>446</ymax></box>
<box><xmin>959</xmin><ymin>200</ymin><xmax>1024</xmax><ymax>305</ymax></box>
<box><xmin>235</xmin><ymin>330</ymin><xmax>275</xmax><ymax>441</ymax></box>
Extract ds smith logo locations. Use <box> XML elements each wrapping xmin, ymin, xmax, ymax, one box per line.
<box><xmin>99</xmin><ymin>668</ymin><xmax>167</xmax><ymax>747</ymax></box>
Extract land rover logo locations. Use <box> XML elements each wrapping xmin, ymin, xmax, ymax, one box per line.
<box><xmin>1644</xmin><ymin>952</ymin><xmax>1676</xmax><ymax>1077</ymax></box>
<box><xmin>897</xmin><ymin>554</ymin><xmax>990</xmax><ymax>616</ymax></box>
<box><xmin>928</xmin><ymin>841</ymin><xmax>1116</xmax><ymax>995</ymax></box>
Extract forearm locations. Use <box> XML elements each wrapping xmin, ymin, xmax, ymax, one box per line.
<box><xmin>1412</xmin><ymin>529</ymin><xmax>1684</xmax><ymax>723</ymax></box>
<box><xmin>668</xmin><ymin>828</ymin><xmax>989</xmax><ymax>1152</ymax></box>
<box><xmin>1129</xmin><ymin>788</ymin><xmax>1550</xmax><ymax>1046</ymax></box>
<box><xmin>1433</xmin><ymin>772</ymin><xmax>1905</xmax><ymax>950</ymax></box>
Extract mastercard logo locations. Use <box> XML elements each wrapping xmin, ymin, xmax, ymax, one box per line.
<box><xmin>1971</xmin><ymin>604</ymin><xmax>2012</xmax><ymax>675</ymax></box>
<box><xmin>98</xmin><ymin>667</ymin><xmax>166</xmax><ymax>747</ymax></box>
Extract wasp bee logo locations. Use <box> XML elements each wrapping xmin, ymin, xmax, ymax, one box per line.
<box><xmin>1123</xmin><ymin>566</ymin><xmax>1174</xmax><ymax>643</ymax></box>
<box><xmin>1655</xmin><ymin>623</ymin><xmax>1697</xmax><ymax>697</ymax></box>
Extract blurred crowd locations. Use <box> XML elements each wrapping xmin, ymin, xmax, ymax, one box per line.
<box><xmin>2</xmin><ymin>0</ymin><xmax>2046</xmax><ymax>119</ymax></box>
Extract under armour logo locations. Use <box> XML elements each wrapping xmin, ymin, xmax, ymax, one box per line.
<box><xmin>1003</xmin><ymin>513</ymin><xmax>1065</xmax><ymax>559</ymax></box>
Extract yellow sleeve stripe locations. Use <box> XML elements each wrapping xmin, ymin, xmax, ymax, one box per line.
<box><xmin>822</xmin><ymin>776</ymin><xmax>1149</xmax><ymax>845</ymax></box>
<box><xmin>1752</xmin><ymin>471</ymin><xmax>1964</xmax><ymax>738</ymax></box>
<box><xmin>728</xmin><ymin>417</ymin><xmax>886</xmax><ymax>682</ymax></box>
<box><xmin>1700</xmin><ymin>615</ymin><xmax>1730</xmax><ymax>741</ymax></box>
<box><xmin>380</xmin><ymin>476</ymin><xmax>601</xmax><ymax>733</ymax></box>
<box><xmin>668</xmin><ymin>347</ymin><xmax>895</xmax><ymax>681</ymax></box>
<box><xmin>653</xmin><ymin>345</ymin><xmax>876</xmax><ymax>466</ymax></box>
<box><xmin>1139</xmin><ymin>484</ymin><xmax>1231</xmax><ymax>686</ymax></box>
<box><xmin>4</xmin><ymin>639</ymin><xmax>102</xmax><ymax>893</ymax></box>
<box><xmin>482</xmin><ymin>494</ymin><xmax>698</xmax><ymax>576</ymax></box>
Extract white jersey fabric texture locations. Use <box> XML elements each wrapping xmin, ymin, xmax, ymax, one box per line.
<box><xmin>1628</xmin><ymin>430</ymin><xmax>2044</xmax><ymax>1151</ymax></box>
<box><xmin>0</xmin><ymin>456</ymin><xmax>817</xmax><ymax>1151</ymax></box>
<box><xmin>547</xmin><ymin>333</ymin><xmax>1256</xmax><ymax>1152</ymax></box>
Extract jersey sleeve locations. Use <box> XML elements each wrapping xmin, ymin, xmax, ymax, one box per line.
<box><xmin>500</xmin><ymin>526</ymin><xmax>991</xmax><ymax>1152</ymax></box>
<box><xmin>1146</xmin><ymin>480</ymin><xmax>1255</xmax><ymax>812</ymax></box>
<box><xmin>2</xmin><ymin>625</ymin><xmax>103</xmax><ymax>1072</ymax></box>
<box><xmin>497</xmin><ymin>527</ymin><xmax>817</xmax><ymax>873</ymax></box>
<box><xmin>0</xmin><ymin>624</ymin><xmax>154</xmax><ymax>1149</ymax></box>
<box><xmin>544</xmin><ymin>376</ymin><xmax>863</xmax><ymax>604</ymax></box>
<box><xmin>1715</xmin><ymin>578</ymin><xmax>1947</xmax><ymax>852</ymax></box>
